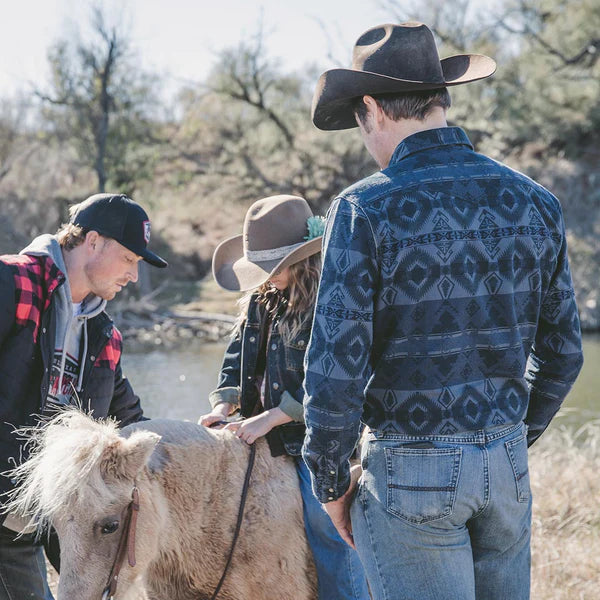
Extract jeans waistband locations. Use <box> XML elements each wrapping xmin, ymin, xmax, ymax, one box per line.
<box><xmin>368</xmin><ymin>421</ymin><xmax>525</xmax><ymax>445</ymax></box>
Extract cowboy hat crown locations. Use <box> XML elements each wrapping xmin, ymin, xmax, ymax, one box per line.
<box><xmin>312</xmin><ymin>22</ymin><xmax>496</xmax><ymax>131</ymax></box>
<box><xmin>212</xmin><ymin>195</ymin><xmax>323</xmax><ymax>292</ymax></box>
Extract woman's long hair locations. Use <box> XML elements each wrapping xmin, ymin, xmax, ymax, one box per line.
<box><xmin>235</xmin><ymin>253</ymin><xmax>322</xmax><ymax>344</ymax></box>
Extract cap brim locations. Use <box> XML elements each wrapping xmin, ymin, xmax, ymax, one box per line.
<box><xmin>212</xmin><ymin>234</ymin><xmax>322</xmax><ymax>292</ymax></box>
<box><xmin>139</xmin><ymin>247</ymin><xmax>168</xmax><ymax>268</ymax></box>
<box><xmin>311</xmin><ymin>54</ymin><xmax>497</xmax><ymax>131</ymax></box>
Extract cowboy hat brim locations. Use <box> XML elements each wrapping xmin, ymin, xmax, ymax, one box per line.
<box><xmin>312</xmin><ymin>54</ymin><xmax>497</xmax><ymax>131</ymax></box>
<box><xmin>212</xmin><ymin>234</ymin><xmax>323</xmax><ymax>292</ymax></box>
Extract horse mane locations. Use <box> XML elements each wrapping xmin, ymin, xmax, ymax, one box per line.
<box><xmin>5</xmin><ymin>408</ymin><xmax>125</xmax><ymax>533</ymax></box>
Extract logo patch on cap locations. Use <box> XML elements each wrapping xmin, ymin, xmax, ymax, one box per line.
<box><xmin>143</xmin><ymin>220</ymin><xmax>151</xmax><ymax>244</ymax></box>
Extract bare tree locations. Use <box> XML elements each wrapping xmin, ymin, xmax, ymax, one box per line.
<box><xmin>38</xmin><ymin>5</ymin><xmax>161</xmax><ymax>193</ymax></box>
<box><xmin>210</xmin><ymin>23</ymin><xmax>296</xmax><ymax>148</ymax></box>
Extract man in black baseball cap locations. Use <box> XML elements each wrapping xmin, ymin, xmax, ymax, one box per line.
<box><xmin>0</xmin><ymin>192</ymin><xmax>164</xmax><ymax>599</ymax></box>
<box><xmin>70</xmin><ymin>192</ymin><xmax>167</xmax><ymax>268</ymax></box>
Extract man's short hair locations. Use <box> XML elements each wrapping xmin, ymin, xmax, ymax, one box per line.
<box><xmin>55</xmin><ymin>223</ymin><xmax>88</xmax><ymax>250</ymax></box>
<box><xmin>353</xmin><ymin>88</ymin><xmax>451</xmax><ymax>125</ymax></box>
<box><xmin>55</xmin><ymin>203</ymin><xmax>87</xmax><ymax>250</ymax></box>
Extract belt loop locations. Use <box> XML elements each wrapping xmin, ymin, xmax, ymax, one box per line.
<box><xmin>476</xmin><ymin>430</ymin><xmax>486</xmax><ymax>446</ymax></box>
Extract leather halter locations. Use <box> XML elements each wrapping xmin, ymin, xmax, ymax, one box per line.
<box><xmin>101</xmin><ymin>486</ymin><xmax>140</xmax><ymax>600</ymax></box>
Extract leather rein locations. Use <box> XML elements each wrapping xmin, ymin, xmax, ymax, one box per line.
<box><xmin>101</xmin><ymin>422</ymin><xmax>256</xmax><ymax>600</ymax></box>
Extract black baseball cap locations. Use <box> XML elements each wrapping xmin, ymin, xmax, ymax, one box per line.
<box><xmin>70</xmin><ymin>193</ymin><xmax>168</xmax><ymax>268</ymax></box>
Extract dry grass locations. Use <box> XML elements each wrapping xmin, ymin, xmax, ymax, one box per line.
<box><xmin>530</xmin><ymin>422</ymin><xmax>600</xmax><ymax>599</ymax></box>
<box><xmin>45</xmin><ymin>423</ymin><xmax>599</xmax><ymax>599</ymax></box>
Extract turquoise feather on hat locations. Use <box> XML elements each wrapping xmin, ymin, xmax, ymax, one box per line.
<box><xmin>305</xmin><ymin>216</ymin><xmax>326</xmax><ymax>240</ymax></box>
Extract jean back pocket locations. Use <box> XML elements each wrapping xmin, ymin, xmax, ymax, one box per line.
<box><xmin>505</xmin><ymin>434</ymin><xmax>531</xmax><ymax>503</ymax></box>
<box><xmin>385</xmin><ymin>446</ymin><xmax>462</xmax><ymax>524</ymax></box>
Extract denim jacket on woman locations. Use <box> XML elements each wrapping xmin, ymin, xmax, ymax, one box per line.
<box><xmin>209</xmin><ymin>293</ymin><xmax>311</xmax><ymax>456</ymax></box>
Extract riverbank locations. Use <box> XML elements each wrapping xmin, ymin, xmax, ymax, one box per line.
<box><xmin>109</xmin><ymin>277</ymin><xmax>237</xmax><ymax>351</ymax></box>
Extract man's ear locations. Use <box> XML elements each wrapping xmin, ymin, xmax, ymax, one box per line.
<box><xmin>85</xmin><ymin>230</ymin><xmax>100</xmax><ymax>252</ymax></box>
<box><xmin>362</xmin><ymin>95</ymin><xmax>378</xmax><ymax>116</ymax></box>
<box><xmin>363</xmin><ymin>95</ymin><xmax>385</xmax><ymax>128</ymax></box>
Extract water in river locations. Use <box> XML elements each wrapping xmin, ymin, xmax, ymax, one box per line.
<box><xmin>122</xmin><ymin>334</ymin><xmax>600</xmax><ymax>430</ymax></box>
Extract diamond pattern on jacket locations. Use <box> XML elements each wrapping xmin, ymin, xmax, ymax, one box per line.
<box><xmin>396</xmin><ymin>248</ymin><xmax>439</xmax><ymax>300</ymax></box>
<box><xmin>452</xmin><ymin>244</ymin><xmax>489</xmax><ymax>294</ymax></box>
<box><xmin>496</xmin><ymin>381</ymin><xmax>527</xmax><ymax>417</ymax></box>
<box><xmin>496</xmin><ymin>188</ymin><xmax>528</xmax><ymax>222</ymax></box>
<box><xmin>388</xmin><ymin>192</ymin><xmax>431</xmax><ymax>232</ymax></box>
<box><xmin>334</xmin><ymin>325</ymin><xmax>371</xmax><ymax>377</ymax></box>
<box><xmin>484</xmin><ymin>273</ymin><xmax>503</xmax><ymax>295</ymax></box>
<box><xmin>404</xmin><ymin>393</ymin><xmax>442</xmax><ymax>433</ymax></box>
<box><xmin>456</xmin><ymin>385</ymin><xmax>491</xmax><ymax>428</ymax></box>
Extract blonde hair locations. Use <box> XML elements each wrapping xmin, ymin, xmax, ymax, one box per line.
<box><xmin>55</xmin><ymin>204</ymin><xmax>87</xmax><ymax>250</ymax></box>
<box><xmin>236</xmin><ymin>253</ymin><xmax>322</xmax><ymax>344</ymax></box>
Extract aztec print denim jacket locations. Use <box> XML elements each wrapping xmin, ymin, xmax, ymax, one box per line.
<box><xmin>302</xmin><ymin>127</ymin><xmax>584</xmax><ymax>503</ymax></box>
<box><xmin>209</xmin><ymin>293</ymin><xmax>310</xmax><ymax>456</ymax></box>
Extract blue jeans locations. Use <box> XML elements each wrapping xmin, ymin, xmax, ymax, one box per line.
<box><xmin>0</xmin><ymin>526</ymin><xmax>54</xmax><ymax>600</ymax></box>
<box><xmin>296</xmin><ymin>458</ymin><xmax>370</xmax><ymax>600</ymax></box>
<box><xmin>350</xmin><ymin>422</ymin><xmax>532</xmax><ymax>600</ymax></box>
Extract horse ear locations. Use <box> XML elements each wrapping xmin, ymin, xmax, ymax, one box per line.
<box><xmin>101</xmin><ymin>430</ymin><xmax>161</xmax><ymax>482</ymax></box>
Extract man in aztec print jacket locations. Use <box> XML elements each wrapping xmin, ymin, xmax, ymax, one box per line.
<box><xmin>302</xmin><ymin>23</ymin><xmax>584</xmax><ymax>600</ymax></box>
<box><xmin>0</xmin><ymin>193</ymin><xmax>166</xmax><ymax>600</ymax></box>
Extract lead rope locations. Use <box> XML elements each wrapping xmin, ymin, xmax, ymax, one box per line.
<box><xmin>209</xmin><ymin>423</ymin><xmax>257</xmax><ymax>600</ymax></box>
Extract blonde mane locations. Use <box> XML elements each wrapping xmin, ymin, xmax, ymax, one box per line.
<box><xmin>5</xmin><ymin>409</ymin><xmax>125</xmax><ymax>532</ymax></box>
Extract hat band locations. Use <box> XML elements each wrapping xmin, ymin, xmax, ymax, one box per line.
<box><xmin>245</xmin><ymin>241</ymin><xmax>305</xmax><ymax>263</ymax></box>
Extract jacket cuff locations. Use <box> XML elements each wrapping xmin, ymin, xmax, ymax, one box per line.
<box><xmin>209</xmin><ymin>387</ymin><xmax>240</xmax><ymax>411</ymax></box>
<box><xmin>278</xmin><ymin>390</ymin><xmax>305</xmax><ymax>422</ymax></box>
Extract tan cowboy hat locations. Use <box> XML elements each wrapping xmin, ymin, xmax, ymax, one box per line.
<box><xmin>312</xmin><ymin>22</ymin><xmax>497</xmax><ymax>131</ymax></box>
<box><xmin>212</xmin><ymin>195</ymin><xmax>324</xmax><ymax>292</ymax></box>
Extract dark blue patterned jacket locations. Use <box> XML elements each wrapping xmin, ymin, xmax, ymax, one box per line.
<box><xmin>302</xmin><ymin>127</ymin><xmax>584</xmax><ymax>503</ymax></box>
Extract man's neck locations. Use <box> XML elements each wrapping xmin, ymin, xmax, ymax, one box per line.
<box><xmin>61</xmin><ymin>247</ymin><xmax>89</xmax><ymax>303</ymax></box>
<box><xmin>377</xmin><ymin>109</ymin><xmax>448</xmax><ymax>168</ymax></box>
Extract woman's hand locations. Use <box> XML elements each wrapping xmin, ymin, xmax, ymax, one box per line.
<box><xmin>223</xmin><ymin>407</ymin><xmax>292</xmax><ymax>445</ymax></box>
<box><xmin>198</xmin><ymin>402</ymin><xmax>234</xmax><ymax>428</ymax></box>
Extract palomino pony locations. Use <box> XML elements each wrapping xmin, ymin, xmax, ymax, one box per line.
<box><xmin>8</xmin><ymin>410</ymin><xmax>317</xmax><ymax>599</ymax></box>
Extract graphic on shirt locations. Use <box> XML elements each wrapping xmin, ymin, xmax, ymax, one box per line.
<box><xmin>48</xmin><ymin>350</ymin><xmax>81</xmax><ymax>405</ymax></box>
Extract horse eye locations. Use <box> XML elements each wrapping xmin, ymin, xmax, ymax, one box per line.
<box><xmin>101</xmin><ymin>520</ymin><xmax>119</xmax><ymax>535</ymax></box>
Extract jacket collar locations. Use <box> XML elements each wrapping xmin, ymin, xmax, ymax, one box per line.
<box><xmin>388</xmin><ymin>126</ymin><xmax>473</xmax><ymax>166</ymax></box>
<box><xmin>36</xmin><ymin>254</ymin><xmax>66</xmax><ymax>308</ymax></box>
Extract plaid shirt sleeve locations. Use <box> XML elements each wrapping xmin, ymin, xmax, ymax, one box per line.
<box><xmin>0</xmin><ymin>262</ymin><xmax>16</xmax><ymax>350</ymax></box>
<box><xmin>302</xmin><ymin>197</ymin><xmax>378</xmax><ymax>503</ymax></box>
<box><xmin>106</xmin><ymin>328</ymin><xmax>145</xmax><ymax>426</ymax></box>
<box><xmin>525</xmin><ymin>217</ymin><xmax>584</xmax><ymax>445</ymax></box>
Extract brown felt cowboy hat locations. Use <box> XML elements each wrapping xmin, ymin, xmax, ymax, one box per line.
<box><xmin>212</xmin><ymin>195</ymin><xmax>324</xmax><ymax>292</ymax></box>
<box><xmin>312</xmin><ymin>22</ymin><xmax>497</xmax><ymax>131</ymax></box>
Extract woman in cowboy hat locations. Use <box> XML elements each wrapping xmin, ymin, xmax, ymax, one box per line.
<box><xmin>199</xmin><ymin>195</ymin><xmax>369</xmax><ymax>600</ymax></box>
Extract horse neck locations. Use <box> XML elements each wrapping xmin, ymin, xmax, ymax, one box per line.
<box><xmin>144</xmin><ymin>432</ymin><xmax>259</xmax><ymax>589</ymax></box>
<box><xmin>150</xmin><ymin>429</ymin><xmax>252</xmax><ymax>538</ymax></box>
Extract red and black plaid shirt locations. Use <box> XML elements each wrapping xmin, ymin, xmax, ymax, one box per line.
<box><xmin>1</xmin><ymin>253</ymin><xmax>122</xmax><ymax>369</ymax></box>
